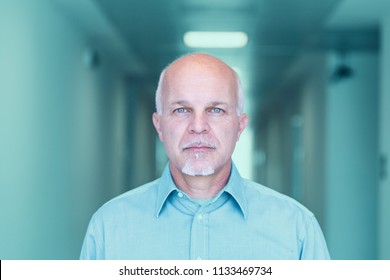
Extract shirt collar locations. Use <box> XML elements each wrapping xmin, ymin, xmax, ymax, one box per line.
<box><xmin>155</xmin><ymin>164</ymin><xmax>177</xmax><ymax>218</ymax></box>
<box><xmin>155</xmin><ymin>162</ymin><xmax>248</xmax><ymax>219</ymax></box>
<box><xmin>223</xmin><ymin>163</ymin><xmax>248</xmax><ymax>219</ymax></box>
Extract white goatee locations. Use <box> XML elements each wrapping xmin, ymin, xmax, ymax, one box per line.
<box><xmin>181</xmin><ymin>163</ymin><xmax>215</xmax><ymax>176</ymax></box>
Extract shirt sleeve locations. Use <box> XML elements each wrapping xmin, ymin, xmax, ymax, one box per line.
<box><xmin>80</xmin><ymin>213</ymin><xmax>104</xmax><ymax>260</ymax></box>
<box><xmin>299</xmin><ymin>214</ymin><xmax>331</xmax><ymax>260</ymax></box>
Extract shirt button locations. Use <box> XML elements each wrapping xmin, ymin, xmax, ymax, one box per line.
<box><xmin>197</xmin><ymin>214</ymin><xmax>203</xmax><ymax>220</ymax></box>
<box><xmin>177</xmin><ymin>192</ymin><xmax>183</xmax><ymax>198</ymax></box>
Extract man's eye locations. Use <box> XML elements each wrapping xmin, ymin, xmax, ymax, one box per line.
<box><xmin>211</xmin><ymin>108</ymin><xmax>223</xmax><ymax>114</ymax></box>
<box><xmin>175</xmin><ymin>108</ymin><xmax>188</xmax><ymax>113</ymax></box>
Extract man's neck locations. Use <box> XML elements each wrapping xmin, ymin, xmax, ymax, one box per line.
<box><xmin>169</xmin><ymin>162</ymin><xmax>231</xmax><ymax>199</ymax></box>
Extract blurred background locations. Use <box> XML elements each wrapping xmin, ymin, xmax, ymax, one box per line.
<box><xmin>0</xmin><ymin>0</ymin><xmax>389</xmax><ymax>259</ymax></box>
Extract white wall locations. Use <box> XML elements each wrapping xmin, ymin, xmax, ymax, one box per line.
<box><xmin>264</xmin><ymin>116</ymin><xmax>285</xmax><ymax>193</ymax></box>
<box><xmin>379</xmin><ymin>16</ymin><xmax>390</xmax><ymax>260</ymax></box>
<box><xmin>325</xmin><ymin>52</ymin><xmax>379</xmax><ymax>259</ymax></box>
<box><xmin>232</xmin><ymin>126</ymin><xmax>254</xmax><ymax>181</ymax></box>
<box><xmin>0</xmin><ymin>0</ymin><xmax>139</xmax><ymax>259</ymax></box>
<box><xmin>256</xmin><ymin>54</ymin><xmax>328</xmax><ymax>227</ymax></box>
<box><xmin>133</xmin><ymin>86</ymin><xmax>158</xmax><ymax>187</ymax></box>
<box><xmin>299</xmin><ymin>56</ymin><xmax>327</xmax><ymax>228</ymax></box>
<box><xmin>255</xmin><ymin>51</ymin><xmax>380</xmax><ymax>259</ymax></box>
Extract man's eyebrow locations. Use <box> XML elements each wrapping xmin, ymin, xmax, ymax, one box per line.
<box><xmin>207</xmin><ymin>102</ymin><xmax>234</xmax><ymax>111</ymax></box>
<box><xmin>167</xmin><ymin>101</ymin><xmax>231</xmax><ymax>108</ymax></box>
<box><xmin>208</xmin><ymin>101</ymin><xmax>229</xmax><ymax>107</ymax></box>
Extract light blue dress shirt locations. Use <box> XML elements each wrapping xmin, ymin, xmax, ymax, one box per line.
<box><xmin>80</xmin><ymin>163</ymin><xmax>330</xmax><ymax>259</ymax></box>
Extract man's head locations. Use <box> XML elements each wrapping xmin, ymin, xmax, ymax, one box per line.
<box><xmin>152</xmin><ymin>53</ymin><xmax>248</xmax><ymax>177</ymax></box>
<box><xmin>155</xmin><ymin>57</ymin><xmax>245</xmax><ymax>116</ymax></box>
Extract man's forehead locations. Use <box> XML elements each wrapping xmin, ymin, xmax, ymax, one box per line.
<box><xmin>163</xmin><ymin>66</ymin><xmax>236</xmax><ymax>95</ymax></box>
<box><xmin>159</xmin><ymin>54</ymin><xmax>238</xmax><ymax>109</ymax></box>
<box><xmin>164</xmin><ymin>54</ymin><xmax>235</xmax><ymax>82</ymax></box>
<box><xmin>167</xmin><ymin>53</ymin><xmax>231</xmax><ymax>70</ymax></box>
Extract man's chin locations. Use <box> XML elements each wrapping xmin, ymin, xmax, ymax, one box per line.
<box><xmin>181</xmin><ymin>164</ymin><xmax>215</xmax><ymax>176</ymax></box>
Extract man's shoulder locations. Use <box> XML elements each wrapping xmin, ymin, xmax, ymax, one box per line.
<box><xmin>242</xmin><ymin>178</ymin><xmax>314</xmax><ymax>218</ymax></box>
<box><xmin>94</xmin><ymin>178</ymin><xmax>160</xmax><ymax>217</ymax></box>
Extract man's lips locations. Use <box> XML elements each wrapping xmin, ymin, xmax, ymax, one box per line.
<box><xmin>183</xmin><ymin>146</ymin><xmax>214</xmax><ymax>151</ymax></box>
<box><xmin>182</xmin><ymin>142</ymin><xmax>216</xmax><ymax>151</ymax></box>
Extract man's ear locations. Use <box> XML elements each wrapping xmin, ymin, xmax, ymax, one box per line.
<box><xmin>152</xmin><ymin>112</ymin><xmax>164</xmax><ymax>142</ymax></box>
<box><xmin>237</xmin><ymin>113</ymin><xmax>249</xmax><ymax>141</ymax></box>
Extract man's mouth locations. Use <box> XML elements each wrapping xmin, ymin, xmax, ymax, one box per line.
<box><xmin>182</xmin><ymin>141</ymin><xmax>216</xmax><ymax>152</ymax></box>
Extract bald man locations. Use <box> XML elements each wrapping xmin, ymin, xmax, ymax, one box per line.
<box><xmin>80</xmin><ymin>53</ymin><xmax>330</xmax><ymax>260</ymax></box>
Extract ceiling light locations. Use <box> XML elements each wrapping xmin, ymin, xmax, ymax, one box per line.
<box><xmin>183</xmin><ymin>31</ymin><xmax>248</xmax><ymax>48</ymax></box>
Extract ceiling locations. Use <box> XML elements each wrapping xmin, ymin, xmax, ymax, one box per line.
<box><xmin>94</xmin><ymin>0</ymin><xmax>382</xmax><ymax>116</ymax></box>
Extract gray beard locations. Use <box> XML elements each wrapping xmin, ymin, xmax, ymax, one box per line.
<box><xmin>181</xmin><ymin>163</ymin><xmax>215</xmax><ymax>176</ymax></box>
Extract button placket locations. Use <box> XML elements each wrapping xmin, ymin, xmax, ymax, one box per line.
<box><xmin>190</xmin><ymin>208</ymin><xmax>208</xmax><ymax>260</ymax></box>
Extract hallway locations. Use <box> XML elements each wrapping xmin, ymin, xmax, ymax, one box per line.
<box><xmin>0</xmin><ymin>0</ymin><xmax>389</xmax><ymax>259</ymax></box>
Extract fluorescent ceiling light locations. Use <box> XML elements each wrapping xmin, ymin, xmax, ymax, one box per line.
<box><xmin>183</xmin><ymin>31</ymin><xmax>248</xmax><ymax>48</ymax></box>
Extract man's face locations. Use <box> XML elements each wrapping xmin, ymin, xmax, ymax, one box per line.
<box><xmin>153</xmin><ymin>58</ymin><xmax>248</xmax><ymax>177</ymax></box>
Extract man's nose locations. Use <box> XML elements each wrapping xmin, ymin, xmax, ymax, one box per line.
<box><xmin>188</xmin><ymin>112</ymin><xmax>210</xmax><ymax>134</ymax></box>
